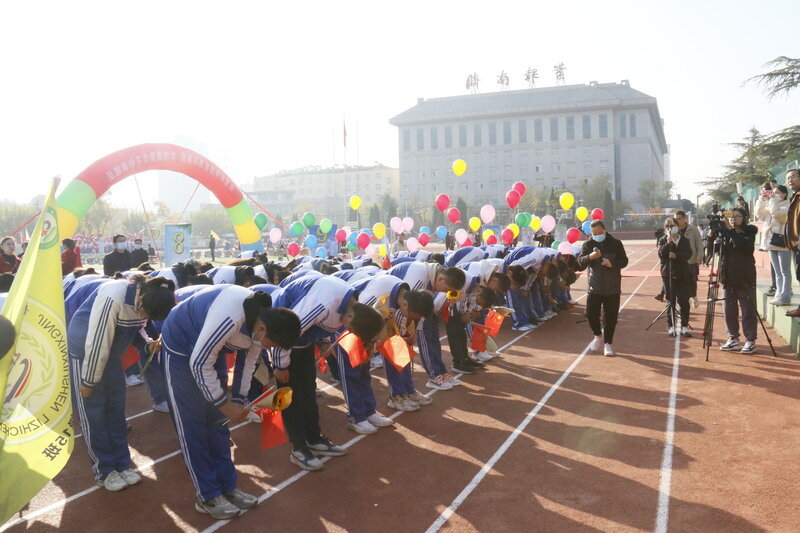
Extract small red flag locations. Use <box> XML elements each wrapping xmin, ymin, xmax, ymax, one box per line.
<box><xmin>121</xmin><ymin>345</ymin><xmax>140</xmax><ymax>371</ymax></box>
<box><xmin>339</xmin><ymin>332</ymin><xmax>369</xmax><ymax>367</ymax></box>
<box><xmin>315</xmin><ymin>344</ymin><xmax>328</xmax><ymax>373</ymax></box>
<box><xmin>471</xmin><ymin>324</ymin><xmax>489</xmax><ymax>352</ymax></box>
<box><xmin>377</xmin><ymin>335</ymin><xmax>412</xmax><ymax>372</ymax></box>
<box><xmin>226</xmin><ymin>351</ymin><xmax>237</xmax><ymax>387</ymax></box>
<box><xmin>484</xmin><ymin>310</ymin><xmax>505</xmax><ymax>336</ymax></box>
<box><xmin>439</xmin><ymin>300</ymin><xmax>451</xmax><ymax>324</ymax></box>
<box><xmin>257</xmin><ymin>409</ymin><xmax>288</xmax><ymax>450</ymax></box>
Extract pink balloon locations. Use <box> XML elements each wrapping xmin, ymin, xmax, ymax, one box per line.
<box><xmin>365</xmin><ymin>244</ymin><xmax>376</xmax><ymax>256</ymax></box>
<box><xmin>480</xmin><ymin>204</ymin><xmax>495</xmax><ymax>224</ymax></box>
<box><xmin>591</xmin><ymin>208</ymin><xmax>605</xmax><ymax>220</ymax></box>
<box><xmin>447</xmin><ymin>208</ymin><xmax>460</xmax><ymax>224</ymax></box>
<box><xmin>357</xmin><ymin>232</ymin><xmax>371</xmax><ymax>250</ymax></box>
<box><xmin>461</xmin><ymin>238</ymin><xmax>473</xmax><ymax>248</ymax></box>
<box><xmin>406</xmin><ymin>237</ymin><xmax>420</xmax><ymax>252</ymax></box>
<box><xmin>390</xmin><ymin>217</ymin><xmax>403</xmax><ymax>234</ymax></box>
<box><xmin>287</xmin><ymin>242</ymin><xmax>300</xmax><ymax>257</ymax></box>
<box><xmin>402</xmin><ymin>216</ymin><xmax>414</xmax><ymax>232</ymax></box>
<box><xmin>501</xmin><ymin>228</ymin><xmax>514</xmax><ymax>245</ymax></box>
<box><xmin>512</xmin><ymin>181</ymin><xmax>527</xmax><ymax>196</ymax></box>
<box><xmin>435</xmin><ymin>194</ymin><xmax>450</xmax><ymax>212</ymax></box>
<box><xmin>418</xmin><ymin>233</ymin><xmax>430</xmax><ymax>246</ymax></box>
<box><xmin>269</xmin><ymin>227</ymin><xmax>282</xmax><ymax>244</ymax></box>
<box><xmin>541</xmin><ymin>215</ymin><xmax>556</xmax><ymax>234</ymax></box>
<box><xmin>506</xmin><ymin>190</ymin><xmax>521</xmax><ymax>209</ymax></box>
<box><xmin>486</xmin><ymin>235</ymin><xmax>498</xmax><ymax>245</ymax></box>
<box><xmin>558</xmin><ymin>242</ymin><xmax>575</xmax><ymax>255</ymax></box>
<box><xmin>335</xmin><ymin>229</ymin><xmax>347</xmax><ymax>243</ymax></box>
<box><xmin>566</xmin><ymin>227</ymin><xmax>580</xmax><ymax>244</ymax></box>
<box><xmin>455</xmin><ymin>228</ymin><xmax>468</xmax><ymax>244</ymax></box>
<box><xmin>341</xmin><ymin>226</ymin><xmax>352</xmax><ymax>235</ymax></box>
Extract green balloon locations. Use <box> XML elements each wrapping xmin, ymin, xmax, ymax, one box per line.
<box><xmin>302</xmin><ymin>211</ymin><xmax>316</xmax><ymax>227</ymax></box>
<box><xmin>290</xmin><ymin>221</ymin><xmax>305</xmax><ymax>237</ymax></box>
<box><xmin>347</xmin><ymin>243</ymin><xmax>356</xmax><ymax>251</ymax></box>
<box><xmin>254</xmin><ymin>212</ymin><xmax>268</xmax><ymax>230</ymax></box>
<box><xmin>515</xmin><ymin>212</ymin><xmax>531</xmax><ymax>227</ymax></box>
<box><xmin>319</xmin><ymin>218</ymin><xmax>333</xmax><ymax>233</ymax></box>
<box><xmin>551</xmin><ymin>240</ymin><xmax>561</xmax><ymax>250</ymax></box>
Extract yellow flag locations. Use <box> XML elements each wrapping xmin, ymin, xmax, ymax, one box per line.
<box><xmin>0</xmin><ymin>178</ymin><xmax>73</xmax><ymax>525</ymax></box>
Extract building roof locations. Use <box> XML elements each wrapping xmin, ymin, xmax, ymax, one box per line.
<box><xmin>255</xmin><ymin>163</ymin><xmax>396</xmax><ymax>180</ymax></box>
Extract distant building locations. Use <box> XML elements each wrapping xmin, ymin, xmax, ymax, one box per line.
<box><xmin>389</xmin><ymin>81</ymin><xmax>668</xmax><ymax>206</ymax></box>
<box><xmin>247</xmin><ymin>164</ymin><xmax>399</xmax><ymax>225</ymax></box>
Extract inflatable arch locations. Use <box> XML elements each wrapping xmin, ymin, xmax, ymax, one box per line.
<box><xmin>55</xmin><ymin>143</ymin><xmax>264</xmax><ymax>252</ymax></box>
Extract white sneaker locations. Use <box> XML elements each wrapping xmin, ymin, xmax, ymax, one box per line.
<box><xmin>426</xmin><ymin>376</ymin><xmax>453</xmax><ymax>390</ymax></box>
<box><xmin>443</xmin><ymin>373</ymin><xmax>462</xmax><ymax>386</ymax></box>
<box><xmin>366</xmin><ymin>412</ymin><xmax>393</xmax><ymax>427</ymax></box>
<box><xmin>589</xmin><ymin>335</ymin><xmax>603</xmax><ymax>351</ymax></box>
<box><xmin>680</xmin><ymin>327</ymin><xmax>691</xmax><ymax>338</ymax></box>
<box><xmin>125</xmin><ymin>375</ymin><xmax>144</xmax><ymax>387</ymax></box>
<box><xmin>720</xmin><ymin>338</ymin><xmax>741</xmax><ymax>351</ymax></box>
<box><xmin>98</xmin><ymin>471</ymin><xmax>127</xmax><ymax>491</ymax></box>
<box><xmin>740</xmin><ymin>341</ymin><xmax>756</xmax><ymax>354</ymax></box>
<box><xmin>246</xmin><ymin>410</ymin><xmax>262</xmax><ymax>423</ymax></box>
<box><xmin>369</xmin><ymin>355</ymin><xmax>383</xmax><ymax>369</ymax></box>
<box><xmin>472</xmin><ymin>352</ymin><xmax>493</xmax><ymax>363</ymax></box>
<box><xmin>667</xmin><ymin>327</ymin><xmax>675</xmax><ymax>337</ymax></box>
<box><xmin>604</xmin><ymin>344</ymin><xmax>614</xmax><ymax>357</ymax></box>
<box><xmin>387</xmin><ymin>395</ymin><xmax>419</xmax><ymax>412</ymax></box>
<box><xmin>511</xmin><ymin>324</ymin><xmax>533</xmax><ymax>331</ymax></box>
<box><xmin>348</xmin><ymin>420</ymin><xmax>378</xmax><ymax>435</ymax></box>
<box><xmin>152</xmin><ymin>401</ymin><xmax>170</xmax><ymax>413</ymax></box>
<box><xmin>406</xmin><ymin>391</ymin><xmax>432</xmax><ymax>406</ymax></box>
<box><xmin>690</xmin><ymin>297</ymin><xmax>699</xmax><ymax>309</ymax></box>
<box><xmin>118</xmin><ymin>468</ymin><xmax>141</xmax><ymax>486</ymax></box>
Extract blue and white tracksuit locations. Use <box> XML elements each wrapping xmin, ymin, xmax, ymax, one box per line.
<box><xmin>272</xmin><ymin>276</ymin><xmax>356</xmax><ymax>449</ymax></box>
<box><xmin>207</xmin><ymin>265</ymin><xmax>238</xmax><ymax>285</ymax></box>
<box><xmin>279</xmin><ymin>268</ymin><xmax>323</xmax><ymax>287</ymax></box>
<box><xmin>67</xmin><ymin>280</ymin><xmax>148</xmax><ymax>482</ymax></box>
<box><xmin>63</xmin><ymin>273</ymin><xmax>103</xmax><ymax>298</ymax></box>
<box><xmin>444</xmin><ymin>246</ymin><xmax>488</xmax><ymax>267</ymax></box>
<box><xmin>482</xmin><ymin>244</ymin><xmax>507</xmax><ymax>258</ymax></box>
<box><xmin>384</xmin><ymin>262</ymin><xmax>447</xmax><ymax>378</ymax></box>
<box><xmin>161</xmin><ymin>285</ymin><xmax>263</xmax><ymax>502</ymax></box>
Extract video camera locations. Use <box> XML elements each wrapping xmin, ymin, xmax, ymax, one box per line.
<box><xmin>706</xmin><ymin>203</ymin><xmax>731</xmax><ymax>233</ymax></box>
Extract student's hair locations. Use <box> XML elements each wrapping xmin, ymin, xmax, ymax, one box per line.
<box><xmin>663</xmin><ymin>217</ymin><xmax>678</xmax><ymax>228</ymax></box>
<box><xmin>475</xmin><ymin>286</ymin><xmax>497</xmax><ymax>307</ymax></box>
<box><xmin>197</xmin><ymin>262</ymin><xmax>214</xmax><ymax>273</ymax></box>
<box><xmin>675</xmin><ymin>210</ymin><xmax>687</xmax><ymax>218</ymax></box>
<box><xmin>0</xmin><ymin>314</ymin><xmax>15</xmax><ymax>360</ymax></box>
<box><xmin>775</xmin><ymin>185</ymin><xmax>788</xmax><ymax>196</ymax></box>
<box><xmin>0</xmin><ymin>272</ymin><xmax>14</xmax><ymax>292</ymax></box>
<box><xmin>787</xmin><ymin>168</ymin><xmax>800</xmax><ymax>178</ymax></box>
<box><xmin>590</xmin><ymin>220</ymin><xmax>605</xmax><ymax>229</ymax></box>
<box><xmin>508</xmin><ymin>265</ymin><xmax>528</xmax><ymax>287</ymax></box>
<box><xmin>319</xmin><ymin>263</ymin><xmax>338</xmax><ymax>275</ymax></box>
<box><xmin>243</xmin><ymin>291</ymin><xmax>273</xmax><ymax>331</ymax></box>
<box><xmin>489</xmin><ymin>272</ymin><xmax>511</xmax><ymax>292</ymax></box>
<box><xmin>545</xmin><ymin>263</ymin><xmax>559</xmax><ymax>280</ymax></box>
<box><xmin>233</xmin><ymin>266</ymin><xmax>255</xmax><ymax>286</ymax></box>
<box><xmin>258</xmin><ymin>307</ymin><xmax>302</xmax><ymax>349</ymax></box>
<box><xmin>736</xmin><ymin>196</ymin><xmax>745</xmax><ymax>202</ymax></box>
<box><xmin>72</xmin><ymin>267</ymin><xmax>97</xmax><ymax>278</ymax></box>
<box><xmin>350</xmin><ymin>303</ymin><xmax>385</xmax><ymax>343</ymax></box>
<box><xmin>441</xmin><ymin>267</ymin><xmax>466</xmax><ymax>290</ymax></box>
<box><xmin>1</xmin><ymin>236</ymin><xmax>15</xmax><ymax>247</ymax></box>
<box><xmin>228</xmin><ymin>257</ymin><xmax>258</xmax><ymax>267</ymax></box>
<box><xmin>244</xmin><ymin>275</ymin><xmax>268</xmax><ymax>287</ymax></box>
<box><xmin>135</xmin><ymin>262</ymin><xmax>154</xmax><ymax>272</ymax></box>
<box><xmin>557</xmin><ymin>261</ymin><xmax>578</xmax><ymax>285</ymax></box>
<box><xmin>62</xmin><ymin>238</ymin><xmax>76</xmax><ymax>249</ymax></box>
<box><xmin>134</xmin><ymin>238</ymin><xmax>143</xmax><ymax>243</ymax></box>
<box><xmin>129</xmin><ymin>275</ymin><xmax>176</xmax><ymax>320</ymax></box>
<box><xmin>404</xmin><ymin>290</ymin><xmax>434</xmax><ymax>318</ymax></box>
<box><xmin>427</xmin><ymin>253</ymin><xmax>445</xmax><ymax>265</ymax></box>
<box><xmin>275</xmin><ymin>269</ymin><xmax>292</xmax><ymax>283</ymax></box>
<box><xmin>112</xmin><ymin>234</ymin><xmax>126</xmax><ymax>243</ymax></box>
<box><xmin>188</xmin><ymin>274</ymin><xmax>213</xmax><ymax>285</ymax></box>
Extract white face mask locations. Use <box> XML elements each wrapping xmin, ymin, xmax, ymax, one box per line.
<box><xmin>252</xmin><ymin>331</ymin><xmax>268</xmax><ymax>349</ymax></box>
<box><xmin>134</xmin><ymin>244</ymin><xmax>142</xmax><ymax>249</ymax></box>
<box><xmin>115</xmin><ymin>242</ymin><xmax>127</xmax><ymax>250</ymax></box>
<box><xmin>669</xmin><ymin>227</ymin><xmax>679</xmax><ymax>235</ymax></box>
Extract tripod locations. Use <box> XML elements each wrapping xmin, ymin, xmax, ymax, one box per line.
<box><xmin>646</xmin><ymin>241</ymin><xmax>692</xmax><ymax>334</ymax></box>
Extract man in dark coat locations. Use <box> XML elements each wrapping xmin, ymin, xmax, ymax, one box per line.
<box><xmin>129</xmin><ymin>238</ymin><xmax>149</xmax><ymax>268</ymax></box>
<box><xmin>103</xmin><ymin>234</ymin><xmax>132</xmax><ymax>276</ymax></box>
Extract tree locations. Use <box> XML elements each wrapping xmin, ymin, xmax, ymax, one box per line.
<box><xmin>119</xmin><ymin>209</ymin><xmax>149</xmax><ymax>235</ymax></box>
<box><xmin>637</xmin><ymin>178</ymin><xmax>669</xmax><ymax>209</ymax></box>
<box><xmin>368</xmin><ymin>204</ymin><xmax>381</xmax><ymax>226</ymax></box>
<box><xmin>0</xmin><ymin>202</ymin><xmax>39</xmax><ymax>238</ymax></box>
<box><xmin>602</xmin><ymin>188</ymin><xmax>614</xmax><ymax>221</ymax></box>
<box><xmin>579</xmin><ymin>175</ymin><xmax>612</xmax><ymax>210</ymax></box>
<box><xmin>79</xmin><ymin>197</ymin><xmax>118</xmax><ymax>235</ymax></box>
<box><xmin>379</xmin><ymin>193</ymin><xmax>398</xmax><ymax>221</ymax></box>
<box><xmin>188</xmin><ymin>206</ymin><xmax>234</xmax><ymax>238</ymax></box>
<box><xmin>455</xmin><ymin>196</ymin><xmax>468</xmax><ymax>227</ymax></box>
<box><xmin>517</xmin><ymin>187</ymin><xmax>550</xmax><ymax>216</ymax></box>
<box><xmin>747</xmin><ymin>56</ymin><xmax>800</xmax><ymax>100</ymax></box>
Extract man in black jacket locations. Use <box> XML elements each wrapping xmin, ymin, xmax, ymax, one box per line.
<box><xmin>129</xmin><ymin>238</ymin><xmax>149</xmax><ymax>268</ymax></box>
<box><xmin>576</xmin><ymin>220</ymin><xmax>628</xmax><ymax>356</ymax></box>
<box><xmin>102</xmin><ymin>234</ymin><xmax>132</xmax><ymax>276</ymax></box>
<box><xmin>658</xmin><ymin>218</ymin><xmax>693</xmax><ymax>337</ymax></box>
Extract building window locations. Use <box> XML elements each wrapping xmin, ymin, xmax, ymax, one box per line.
<box><xmin>489</xmin><ymin>151</ymin><xmax>497</xmax><ymax>160</ymax></box>
<box><xmin>551</xmin><ymin>147</ymin><xmax>559</xmax><ymax>157</ymax></box>
<box><xmin>490</xmin><ymin>166</ymin><xmax>499</xmax><ymax>177</ymax></box>
<box><xmin>416</xmin><ymin>128</ymin><xmax>424</xmax><ymax>150</ymax></box>
<box><xmin>534</xmin><ymin>119</ymin><xmax>543</xmax><ymax>142</ymax></box>
<box><xmin>599</xmin><ymin>114</ymin><xmax>608</xmax><ymax>138</ymax></box>
<box><xmin>475</xmin><ymin>166</ymin><xmax>482</xmax><ymax>177</ymax></box>
<box><xmin>535</xmin><ymin>148</ymin><xmax>543</xmax><ymax>157</ymax></box>
<box><xmin>504</xmin><ymin>151</ymin><xmax>512</xmax><ymax>159</ymax></box>
<box><xmin>459</xmin><ymin>125</ymin><xmax>467</xmax><ymax>147</ymax></box>
<box><xmin>475</xmin><ymin>153</ymin><xmax>482</xmax><ymax>163</ymax></box>
<box><xmin>549</xmin><ymin>117</ymin><xmax>559</xmax><ymax>141</ymax></box>
<box><xmin>488</xmin><ymin>122</ymin><xmax>497</xmax><ymax>145</ymax></box>
<box><xmin>445</xmin><ymin>126</ymin><xmax>453</xmax><ymax>148</ymax></box>
<box><xmin>582</xmin><ymin>115</ymin><xmax>591</xmax><ymax>139</ymax></box>
<box><xmin>566</xmin><ymin>116</ymin><xmax>575</xmax><ymax>140</ymax></box>
<box><xmin>520</xmin><ymin>150</ymin><xmax>528</xmax><ymax>159</ymax></box>
<box><xmin>599</xmin><ymin>145</ymin><xmax>608</xmax><ymax>154</ymax></box>
<box><xmin>431</xmin><ymin>169</ymin><xmax>438</xmax><ymax>178</ymax></box>
<box><xmin>520</xmin><ymin>164</ymin><xmax>529</xmax><ymax>174</ymax></box>
<box><xmin>629</xmin><ymin>113</ymin><xmax>637</xmax><ymax>137</ymax></box>
<box><xmin>503</xmin><ymin>121</ymin><xmax>512</xmax><ymax>144</ymax></box>
<box><xmin>473</xmin><ymin>123</ymin><xmax>482</xmax><ymax>146</ymax></box>
<box><xmin>583</xmin><ymin>161</ymin><xmax>592</xmax><ymax>171</ymax></box>
<box><xmin>535</xmin><ymin>163</ymin><xmax>543</xmax><ymax>173</ymax></box>
<box><xmin>417</xmin><ymin>156</ymin><xmax>425</xmax><ymax>165</ymax></box>
<box><xmin>567</xmin><ymin>162</ymin><xmax>576</xmax><ymax>172</ymax></box>
<box><xmin>489</xmin><ymin>180</ymin><xmax>498</xmax><ymax>190</ymax></box>
<box><xmin>552</xmin><ymin>162</ymin><xmax>561</xmax><ymax>172</ymax></box>
<box><xmin>503</xmin><ymin>165</ymin><xmax>512</xmax><ymax>176</ymax></box>
<box><xmin>599</xmin><ymin>160</ymin><xmax>609</xmax><ymax>172</ymax></box>
<box><xmin>403</xmin><ymin>130</ymin><xmax>411</xmax><ymax>151</ymax></box>
<box><xmin>619</xmin><ymin>114</ymin><xmax>627</xmax><ymax>138</ymax></box>
<box><xmin>583</xmin><ymin>146</ymin><xmax>592</xmax><ymax>155</ymax></box>
<box><xmin>431</xmin><ymin>127</ymin><xmax>439</xmax><ymax>149</ymax></box>
<box><xmin>519</xmin><ymin>120</ymin><xmax>527</xmax><ymax>143</ymax></box>
<box><xmin>567</xmin><ymin>146</ymin><xmax>576</xmax><ymax>157</ymax></box>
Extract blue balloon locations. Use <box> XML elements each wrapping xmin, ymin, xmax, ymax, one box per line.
<box><xmin>436</xmin><ymin>225</ymin><xmax>448</xmax><ymax>239</ymax></box>
<box><xmin>315</xmin><ymin>246</ymin><xmax>328</xmax><ymax>258</ymax></box>
<box><xmin>361</xmin><ymin>228</ymin><xmax>372</xmax><ymax>236</ymax></box>
<box><xmin>348</xmin><ymin>232</ymin><xmax>358</xmax><ymax>246</ymax></box>
<box><xmin>304</xmin><ymin>235</ymin><xmax>318</xmax><ymax>249</ymax></box>
<box><xmin>581</xmin><ymin>220</ymin><xmax>592</xmax><ymax>235</ymax></box>
<box><xmin>419</xmin><ymin>226</ymin><xmax>431</xmax><ymax>235</ymax></box>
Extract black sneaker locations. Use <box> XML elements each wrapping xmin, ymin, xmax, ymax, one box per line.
<box><xmin>290</xmin><ymin>448</ymin><xmax>324</xmax><ymax>470</ymax></box>
<box><xmin>451</xmin><ymin>361</ymin><xmax>476</xmax><ymax>374</ymax></box>
<box><xmin>308</xmin><ymin>436</ymin><xmax>346</xmax><ymax>456</ymax></box>
<box><xmin>464</xmin><ymin>358</ymin><xmax>485</xmax><ymax>369</ymax></box>
<box><xmin>766</xmin><ymin>287</ymin><xmax>776</xmax><ymax>297</ymax></box>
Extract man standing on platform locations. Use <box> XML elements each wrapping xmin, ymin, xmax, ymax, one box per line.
<box><xmin>784</xmin><ymin>168</ymin><xmax>800</xmax><ymax>318</ymax></box>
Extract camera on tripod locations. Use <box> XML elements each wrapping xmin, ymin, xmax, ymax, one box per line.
<box><xmin>706</xmin><ymin>204</ymin><xmax>730</xmax><ymax>232</ymax></box>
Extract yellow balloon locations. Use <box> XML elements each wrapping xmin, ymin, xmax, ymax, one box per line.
<box><xmin>349</xmin><ymin>195</ymin><xmax>362</xmax><ymax>210</ymax></box>
<box><xmin>559</xmin><ymin>192</ymin><xmax>575</xmax><ymax>210</ymax></box>
<box><xmin>576</xmin><ymin>206</ymin><xmax>589</xmax><ymax>221</ymax></box>
<box><xmin>482</xmin><ymin>229</ymin><xmax>494</xmax><ymax>241</ymax></box>
<box><xmin>452</xmin><ymin>159</ymin><xmax>467</xmax><ymax>177</ymax></box>
<box><xmin>530</xmin><ymin>217</ymin><xmax>542</xmax><ymax>231</ymax></box>
<box><xmin>372</xmin><ymin>222</ymin><xmax>386</xmax><ymax>240</ymax></box>
<box><xmin>469</xmin><ymin>216</ymin><xmax>481</xmax><ymax>232</ymax></box>
<box><xmin>378</xmin><ymin>244</ymin><xmax>387</xmax><ymax>256</ymax></box>
<box><xmin>508</xmin><ymin>223</ymin><xmax>520</xmax><ymax>238</ymax></box>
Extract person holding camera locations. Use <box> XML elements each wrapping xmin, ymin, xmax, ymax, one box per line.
<box><xmin>757</xmin><ymin>182</ymin><xmax>778</xmax><ymax>296</ymax></box>
<box><xmin>756</xmin><ymin>184</ymin><xmax>792</xmax><ymax>306</ymax></box>
<box><xmin>718</xmin><ymin>207</ymin><xmax>758</xmax><ymax>354</ymax></box>
<box><xmin>658</xmin><ymin>218</ymin><xmax>693</xmax><ymax>337</ymax></box>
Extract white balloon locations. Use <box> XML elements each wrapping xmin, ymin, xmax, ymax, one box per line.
<box><xmin>269</xmin><ymin>228</ymin><xmax>282</xmax><ymax>244</ymax></box>
<box><xmin>390</xmin><ymin>217</ymin><xmax>403</xmax><ymax>234</ymax></box>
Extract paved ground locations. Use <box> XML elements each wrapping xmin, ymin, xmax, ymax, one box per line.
<box><xmin>4</xmin><ymin>242</ymin><xmax>799</xmax><ymax>532</ymax></box>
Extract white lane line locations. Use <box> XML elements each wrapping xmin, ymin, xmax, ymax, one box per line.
<box><xmin>655</xmin><ymin>329</ymin><xmax>682</xmax><ymax>532</ymax></box>
<box><xmin>425</xmin><ymin>251</ymin><xmax>659</xmax><ymax>532</ymax></box>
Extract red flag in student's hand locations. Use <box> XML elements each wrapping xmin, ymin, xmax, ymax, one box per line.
<box><xmin>121</xmin><ymin>345</ymin><xmax>140</xmax><ymax>371</ymax></box>
<box><xmin>339</xmin><ymin>332</ymin><xmax>369</xmax><ymax>367</ymax></box>
<box><xmin>471</xmin><ymin>324</ymin><xmax>489</xmax><ymax>352</ymax></box>
<box><xmin>226</xmin><ymin>351</ymin><xmax>236</xmax><ymax>387</ymax></box>
<box><xmin>257</xmin><ymin>409</ymin><xmax>288</xmax><ymax>450</ymax></box>
<box><xmin>439</xmin><ymin>300</ymin><xmax>451</xmax><ymax>324</ymax></box>
<box><xmin>377</xmin><ymin>335</ymin><xmax>412</xmax><ymax>372</ymax></box>
<box><xmin>484</xmin><ymin>310</ymin><xmax>505</xmax><ymax>336</ymax></box>
<box><xmin>315</xmin><ymin>344</ymin><xmax>328</xmax><ymax>373</ymax></box>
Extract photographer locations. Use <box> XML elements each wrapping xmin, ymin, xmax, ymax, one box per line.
<box><xmin>717</xmin><ymin>207</ymin><xmax>758</xmax><ymax>354</ymax></box>
<box><xmin>756</xmin><ymin>184</ymin><xmax>792</xmax><ymax>306</ymax></box>
<box><xmin>658</xmin><ymin>218</ymin><xmax>693</xmax><ymax>337</ymax></box>
<box><xmin>674</xmin><ymin>211</ymin><xmax>703</xmax><ymax>308</ymax></box>
<box><xmin>756</xmin><ymin>182</ymin><xmax>778</xmax><ymax>297</ymax></box>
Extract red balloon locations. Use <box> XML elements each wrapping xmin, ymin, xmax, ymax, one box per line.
<box><xmin>486</xmin><ymin>235</ymin><xmax>498</xmax><ymax>245</ymax></box>
<box><xmin>501</xmin><ymin>228</ymin><xmax>514</xmax><ymax>245</ymax></box>
<box><xmin>335</xmin><ymin>229</ymin><xmax>347</xmax><ymax>243</ymax></box>
<box><xmin>591</xmin><ymin>208</ymin><xmax>604</xmax><ymax>220</ymax></box>
<box><xmin>461</xmin><ymin>238</ymin><xmax>473</xmax><ymax>248</ymax></box>
<box><xmin>287</xmin><ymin>242</ymin><xmax>300</xmax><ymax>257</ymax></box>
<box><xmin>512</xmin><ymin>181</ymin><xmax>527</xmax><ymax>196</ymax></box>
<box><xmin>357</xmin><ymin>232</ymin><xmax>371</xmax><ymax>250</ymax></box>
<box><xmin>435</xmin><ymin>194</ymin><xmax>451</xmax><ymax>212</ymax></box>
<box><xmin>447</xmin><ymin>207</ymin><xmax>460</xmax><ymax>224</ymax></box>
<box><xmin>505</xmin><ymin>190</ymin><xmax>521</xmax><ymax>209</ymax></box>
<box><xmin>418</xmin><ymin>233</ymin><xmax>430</xmax><ymax>246</ymax></box>
<box><xmin>566</xmin><ymin>227</ymin><xmax>580</xmax><ymax>244</ymax></box>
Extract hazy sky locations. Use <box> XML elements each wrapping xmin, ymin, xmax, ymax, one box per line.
<box><xmin>0</xmin><ymin>0</ymin><xmax>796</xmax><ymax>211</ymax></box>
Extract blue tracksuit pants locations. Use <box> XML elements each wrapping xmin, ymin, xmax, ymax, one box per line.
<box><xmin>417</xmin><ymin>313</ymin><xmax>447</xmax><ymax>378</ymax></box>
<box><xmin>508</xmin><ymin>289</ymin><xmax>534</xmax><ymax>328</ymax></box>
<box><xmin>382</xmin><ymin>357</ymin><xmax>416</xmax><ymax>396</ymax></box>
<box><xmin>336</xmin><ymin>345</ymin><xmax>377</xmax><ymax>424</ymax></box>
